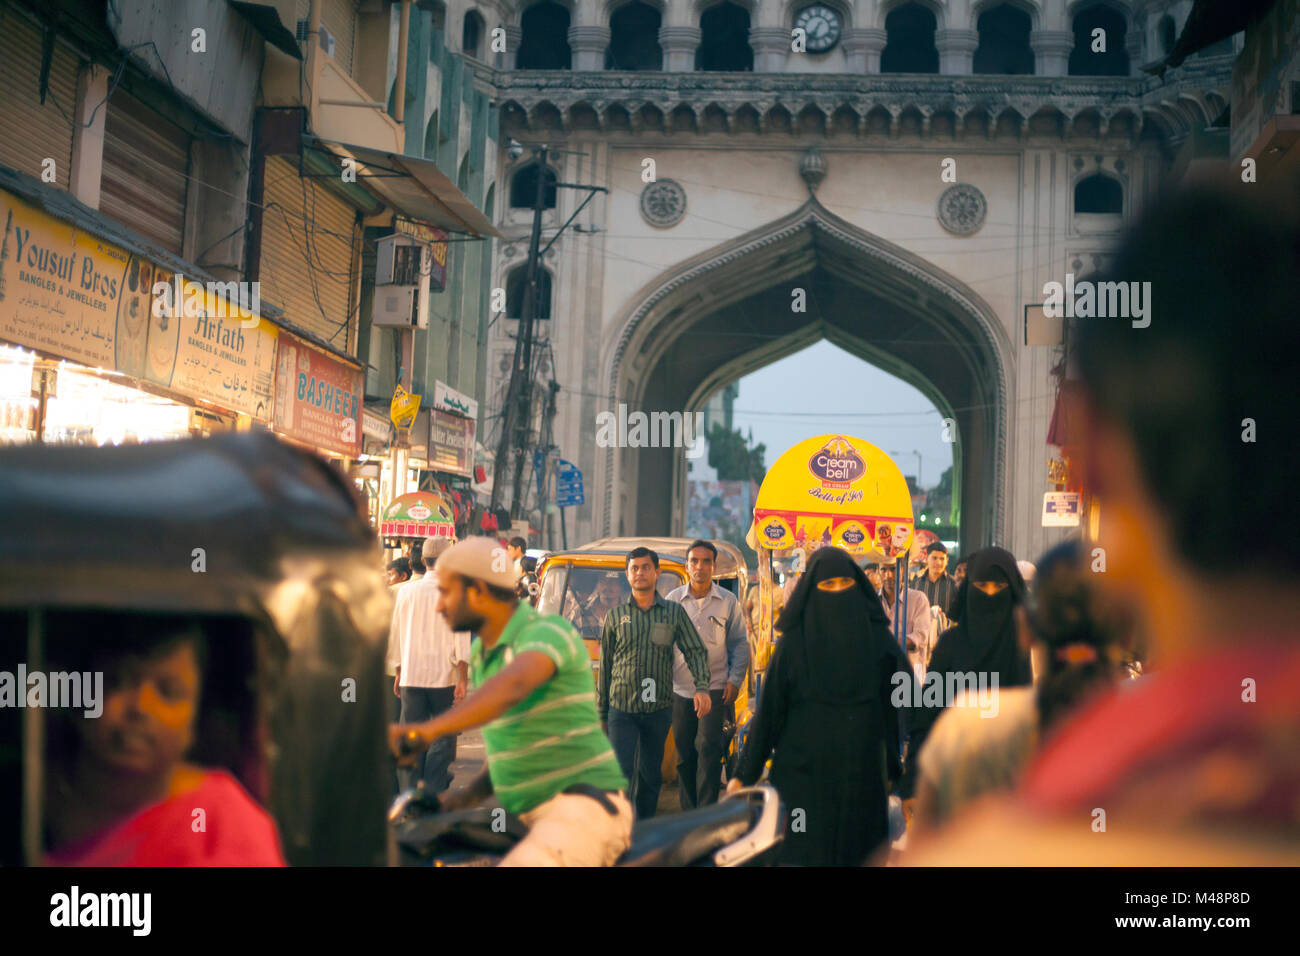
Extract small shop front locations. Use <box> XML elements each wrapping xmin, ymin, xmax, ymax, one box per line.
<box><xmin>0</xmin><ymin>168</ymin><xmax>276</xmax><ymax>446</ymax></box>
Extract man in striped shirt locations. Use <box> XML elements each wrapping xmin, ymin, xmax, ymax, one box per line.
<box><xmin>599</xmin><ymin>547</ymin><xmax>712</xmax><ymax>819</ymax></box>
<box><xmin>390</xmin><ymin>536</ymin><xmax>632</xmax><ymax>866</ymax></box>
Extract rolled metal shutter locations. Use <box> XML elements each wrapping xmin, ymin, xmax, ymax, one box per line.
<box><xmin>0</xmin><ymin>7</ymin><xmax>78</xmax><ymax>187</ymax></box>
<box><xmin>259</xmin><ymin>156</ymin><xmax>358</xmax><ymax>349</ymax></box>
<box><xmin>321</xmin><ymin>0</ymin><xmax>357</xmax><ymax>76</ymax></box>
<box><xmin>101</xmin><ymin>90</ymin><xmax>191</xmax><ymax>255</ymax></box>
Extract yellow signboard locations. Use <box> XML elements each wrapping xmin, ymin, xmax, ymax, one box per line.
<box><xmin>0</xmin><ymin>189</ymin><xmax>277</xmax><ymax>419</ymax></box>
<box><xmin>390</xmin><ymin>383</ymin><xmax>421</xmax><ymax>430</ymax></box>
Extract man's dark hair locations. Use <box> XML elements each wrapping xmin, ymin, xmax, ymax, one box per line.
<box><xmin>924</xmin><ymin>541</ymin><xmax>948</xmax><ymax>555</ymax></box>
<box><xmin>686</xmin><ymin>539</ymin><xmax>717</xmax><ymax>561</ymax></box>
<box><xmin>626</xmin><ymin>546</ymin><xmax>659</xmax><ymax>569</ymax></box>
<box><xmin>509</xmin><ymin>536</ymin><xmax>527</xmax><ymax>551</ymax></box>
<box><xmin>1072</xmin><ymin>178</ymin><xmax>1300</xmax><ymax>578</ymax></box>
<box><xmin>387</xmin><ymin>557</ymin><xmax>411</xmax><ymax>579</ymax></box>
<box><xmin>473</xmin><ymin>579</ymin><xmax>521</xmax><ymax>604</ymax></box>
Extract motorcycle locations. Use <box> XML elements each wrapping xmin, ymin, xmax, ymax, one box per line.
<box><xmin>389</xmin><ymin>735</ymin><xmax>785</xmax><ymax>866</ymax></box>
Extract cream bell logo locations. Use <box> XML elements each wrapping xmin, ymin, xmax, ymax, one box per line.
<box><xmin>808</xmin><ymin>437</ymin><xmax>865</xmax><ymax>490</ymax></box>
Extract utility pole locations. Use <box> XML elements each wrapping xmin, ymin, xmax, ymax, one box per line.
<box><xmin>489</xmin><ymin>142</ymin><xmax>606</xmax><ymax>526</ymax></box>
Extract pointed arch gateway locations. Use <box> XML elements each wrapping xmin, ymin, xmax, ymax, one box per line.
<box><xmin>597</xmin><ymin>196</ymin><xmax>1014</xmax><ymax>553</ymax></box>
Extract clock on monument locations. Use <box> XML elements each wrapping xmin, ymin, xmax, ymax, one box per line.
<box><xmin>794</xmin><ymin>4</ymin><xmax>842</xmax><ymax>53</ymax></box>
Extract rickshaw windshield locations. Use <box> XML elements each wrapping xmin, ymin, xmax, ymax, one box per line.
<box><xmin>540</xmin><ymin>565</ymin><xmax>685</xmax><ymax>641</ymax></box>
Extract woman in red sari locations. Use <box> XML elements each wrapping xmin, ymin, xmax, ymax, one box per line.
<box><xmin>45</xmin><ymin>615</ymin><xmax>285</xmax><ymax>867</ymax></box>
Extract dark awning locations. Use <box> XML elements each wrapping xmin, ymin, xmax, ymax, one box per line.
<box><xmin>304</xmin><ymin>136</ymin><xmax>502</xmax><ymax>239</ymax></box>
<box><xmin>1146</xmin><ymin>0</ymin><xmax>1277</xmax><ymax>74</ymax></box>
<box><xmin>228</xmin><ymin>1</ymin><xmax>303</xmax><ymax>60</ymax></box>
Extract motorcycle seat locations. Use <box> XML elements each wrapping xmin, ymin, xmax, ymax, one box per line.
<box><xmin>617</xmin><ymin>799</ymin><xmax>755</xmax><ymax>867</ymax></box>
<box><xmin>394</xmin><ymin>806</ymin><xmax>526</xmax><ymax>859</ymax></box>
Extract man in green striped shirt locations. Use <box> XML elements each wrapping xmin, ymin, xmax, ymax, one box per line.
<box><xmin>599</xmin><ymin>547</ymin><xmax>712</xmax><ymax>818</ymax></box>
<box><xmin>389</xmin><ymin>536</ymin><xmax>632</xmax><ymax>866</ymax></box>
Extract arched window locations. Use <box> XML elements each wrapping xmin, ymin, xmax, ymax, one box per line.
<box><xmin>607</xmin><ymin>2</ymin><xmax>663</xmax><ymax>70</ymax></box>
<box><xmin>423</xmin><ymin>109</ymin><xmax>439</xmax><ymax>156</ymax></box>
<box><xmin>509</xmin><ymin>162</ymin><xmax>558</xmax><ymax>209</ymax></box>
<box><xmin>1159</xmin><ymin>14</ymin><xmax>1176</xmax><ymax>56</ymax></box>
<box><xmin>517</xmin><ymin>1</ymin><xmax>572</xmax><ymax>70</ymax></box>
<box><xmin>973</xmin><ymin>4</ymin><xmax>1034</xmax><ymax>74</ymax></box>
<box><xmin>506</xmin><ymin>265</ymin><xmax>553</xmax><ymax>319</ymax></box>
<box><xmin>1069</xmin><ymin>3</ymin><xmax>1129</xmax><ymax>76</ymax></box>
<box><xmin>882</xmin><ymin>3</ymin><xmax>939</xmax><ymax>74</ymax></box>
<box><xmin>463</xmin><ymin>10</ymin><xmax>485</xmax><ymax>57</ymax></box>
<box><xmin>418</xmin><ymin>0</ymin><xmax>447</xmax><ymax>32</ymax></box>
<box><xmin>1074</xmin><ymin>174</ymin><xmax>1122</xmax><ymax>214</ymax></box>
<box><xmin>697</xmin><ymin>2</ymin><xmax>753</xmax><ymax>71</ymax></box>
<box><xmin>458</xmin><ymin>154</ymin><xmax>472</xmax><ymax>193</ymax></box>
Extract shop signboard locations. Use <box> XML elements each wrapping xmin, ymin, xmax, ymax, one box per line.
<box><xmin>429</xmin><ymin>408</ymin><xmax>474</xmax><ymax>476</ymax></box>
<box><xmin>390</xmin><ymin>383</ymin><xmax>421</xmax><ymax>431</ymax></box>
<box><xmin>149</xmin><ymin>273</ymin><xmax>277</xmax><ymax>420</ymax></box>
<box><xmin>432</xmin><ymin>379</ymin><xmax>478</xmax><ymax>420</ymax></box>
<box><xmin>273</xmin><ymin>334</ymin><xmax>363</xmax><ymax>457</ymax></box>
<box><xmin>0</xmin><ymin>189</ymin><xmax>276</xmax><ymax>419</ymax></box>
<box><xmin>1042</xmin><ymin>491</ymin><xmax>1082</xmax><ymax>527</ymax></box>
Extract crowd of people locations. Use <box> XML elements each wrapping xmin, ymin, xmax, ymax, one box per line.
<box><xmin>28</xmin><ymin>179</ymin><xmax>1298</xmax><ymax>868</ymax></box>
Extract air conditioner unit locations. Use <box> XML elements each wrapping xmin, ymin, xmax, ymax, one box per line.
<box><xmin>295</xmin><ymin>19</ymin><xmax>336</xmax><ymax>57</ymax></box>
<box><xmin>372</xmin><ymin>234</ymin><xmax>430</xmax><ymax>329</ymax></box>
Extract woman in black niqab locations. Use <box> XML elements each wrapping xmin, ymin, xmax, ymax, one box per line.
<box><xmin>733</xmin><ymin>547</ymin><xmax>914</xmax><ymax>865</ymax></box>
<box><xmin>900</xmin><ymin>546</ymin><xmax>1033</xmax><ymax>797</ymax></box>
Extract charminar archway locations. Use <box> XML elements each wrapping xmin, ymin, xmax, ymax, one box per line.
<box><xmin>598</xmin><ymin>194</ymin><xmax>1015</xmax><ymax>554</ymax></box>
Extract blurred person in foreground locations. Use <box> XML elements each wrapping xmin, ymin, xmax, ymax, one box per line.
<box><xmin>726</xmin><ymin>547</ymin><xmax>912</xmax><ymax>864</ymax></box>
<box><xmin>899</xmin><ymin>547</ymin><xmax>1033</xmax><ymax>801</ymax></box>
<box><xmin>45</xmin><ymin>614</ymin><xmax>285</xmax><ymax>866</ymax></box>
<box><xmin>910</xmin><ymin>540</ymin><xmax>1128</xmax><ymax>834</ymax></box>
<box><xmin>906</xmin><ymin>179</ymin><xmax>1300</xmax><ymax>864</ymax></box>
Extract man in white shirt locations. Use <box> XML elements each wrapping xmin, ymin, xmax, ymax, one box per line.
<box><xmin>390</xmin><ymin>546</ymin><xmax>471</xmax><ymax>793</ymax></box>
<box><xmin>877</xmin><ymin>562</ymin><xmax>933</xmax><ymax>681</ymax></box>
<box><xmin>666</xmin><ymin>540</ymin><xmax>751</xmax><ymax>808</ymax></box>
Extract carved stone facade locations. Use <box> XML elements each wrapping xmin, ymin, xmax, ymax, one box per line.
<box><xmin>460</xmin><ymin>2</ymin><xmax>1234</xmax><ymax>559</ymax></box>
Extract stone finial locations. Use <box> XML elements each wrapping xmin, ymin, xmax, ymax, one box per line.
<box><xmin>800</xmin><ymin>147</ymin><xmax>827</xmax><ymax>195</ymax></box>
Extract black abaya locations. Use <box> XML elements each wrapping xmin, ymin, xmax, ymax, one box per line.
<box><xmin>900</xmin><ymin>546</ymin><xmax>1033</xmax><ymax>797</ymax></box>
<box><xmin>735</xmin><ymin>548</ymin><xmax>913</xmax><ymax>865</ymax></box>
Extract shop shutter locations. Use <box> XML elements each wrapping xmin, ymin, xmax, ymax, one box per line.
<box><xmin>321</xmin><ymin>0</ymin><xmax>358</xmax><ymax>77</ymax></box>
<box><xmin>0</xmin><ymin>7</ymin><xmax>78</xmax><ymax>187</ymax></box>
<box><xmin>259</xmin><ymin>156</ymin><xmax>358</xmax><ymax>349</ymax></box>
<box><xmin>101</xmin><ymin>90</ymin><xmax>191</xmax><ymax>255</ymax></box>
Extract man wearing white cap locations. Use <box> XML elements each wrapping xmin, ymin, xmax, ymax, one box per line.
<box><xmin>390</xmin><ymin>536</ymin><xmax>633</xmax><ymax>866</ymax></box>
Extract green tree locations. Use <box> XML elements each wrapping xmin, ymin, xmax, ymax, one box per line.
<box><xmin>707</xmin><ymin>424</ymin><xmax>766</xmax><ymax>485</ymax></box>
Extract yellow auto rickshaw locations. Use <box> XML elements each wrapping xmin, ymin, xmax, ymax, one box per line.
<box><xmin>535</xmin><ymin>537</ymin><xmax>750</xmax><ymax>787</ymax></box>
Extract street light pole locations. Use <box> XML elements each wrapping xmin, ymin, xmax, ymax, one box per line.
<box><xmin>488</xmin><ymin>142</ymin><xmax>607</xmax><ymax>528</ymax></box>
<box><xmin>490</xmin><ymin>146</ymin><xmax>547</xmax><ymax>522</ymax></box>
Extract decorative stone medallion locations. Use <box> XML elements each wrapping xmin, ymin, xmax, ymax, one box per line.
<box><xmin>640</xmin><ymin>179</ymin><xmax>687</xmax><ymax>227</ymax></box>
<box><xmin>937</xmin><ymin>183</ymin><xmax>987</xmax><ymax>236</ymax></box>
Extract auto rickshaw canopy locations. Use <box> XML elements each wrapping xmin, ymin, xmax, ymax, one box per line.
<box><xmin>0</xmin><ymin>432</ymin><xmax>392</xmax><ymax>866</ymax></box>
